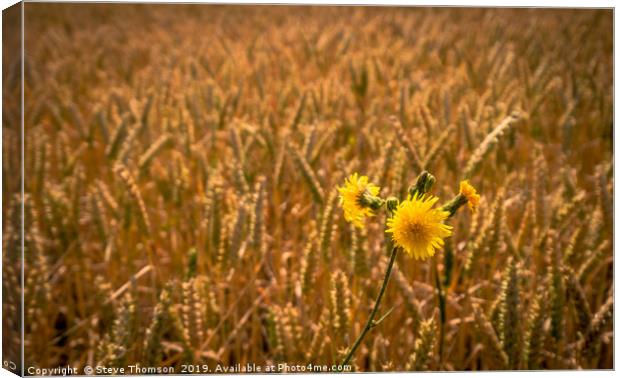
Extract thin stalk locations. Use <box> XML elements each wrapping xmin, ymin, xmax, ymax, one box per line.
<box><xmin>433</xmin><ymin>259</ymin><xmax>446</xmax><ymax>370</ymax></box>
<box><xmin>341</xmin><ymin>246</ymin><xmax>399</xmax><ymax>366</ymax></box>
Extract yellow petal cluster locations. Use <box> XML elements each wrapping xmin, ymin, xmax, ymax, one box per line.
<box><xmin>386</xmin><ymin>194</ymin><xmax>452</xmax><ymax>260</ymax></box>
<box><xmin>459</xmin><ymin>180</ymin><xmax>481</xmax><ymax>212</ymax></box>
<box><xmin>338</xmin><ymin>173</ymin><xmax>380</xmax><ymax>228</ymax></box>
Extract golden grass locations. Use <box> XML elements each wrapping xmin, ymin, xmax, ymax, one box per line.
<box><xmin>2</xmin><ymin>4</ymin><xmax>613</xmax><ymax>372</ymax></box>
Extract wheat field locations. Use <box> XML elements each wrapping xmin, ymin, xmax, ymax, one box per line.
<box><xmin>2</xmin><ymin>4</ymin><xmax>613</xmax><ymax>373</ymax></box>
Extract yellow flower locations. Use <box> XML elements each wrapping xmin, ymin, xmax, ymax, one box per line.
<box><xmin>386</xmin><ymin>194</ymin><xmax>452</xmax><ymax>260</ymax></box>
<box><xmin>459</xmin><ymin>180</ymin><xmax>480</xmax><ymax>212</ymax></box>
<box><xmin>338</xmin><ymin>173</ymin><xmax>381</xmax><ymax>228</ymax></box>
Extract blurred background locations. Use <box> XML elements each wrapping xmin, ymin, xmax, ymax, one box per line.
<box><xmin>2</xmin><ymin>4</ymin><xmax>612</xmax><ymax>372</ymax></box>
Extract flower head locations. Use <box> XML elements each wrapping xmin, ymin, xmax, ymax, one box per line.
<box><xmin>459</xmin><ymin>180</ymin><xmax>480</xmax><ymax>212</ymax></box>
<box><xmin>386</xmin><ymin>194</ymin><xmax>452</xmax><ymax>260</ymax></box>
<box><xmin>338</xmin><ymin>173</ymin><xmax>381</xmax><ymax>228</ymax></box>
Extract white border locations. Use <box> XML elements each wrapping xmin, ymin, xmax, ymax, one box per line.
<box><xmin>0</xmin><ymin>1</ymin><xmax>616</xmax><ymax>378</ymax></box>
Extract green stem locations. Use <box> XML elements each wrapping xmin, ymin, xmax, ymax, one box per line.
<box><xmin>341</xmin><ymin>246</ymin><xmax>399</xmax><ymax>366</ymax></box>
<box><xmin>433</xmin><ymin>259</ymin><xmax>446</xmax><ymax>370</ymax></box>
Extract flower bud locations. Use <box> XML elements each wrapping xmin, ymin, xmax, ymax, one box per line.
<box><xmin>359</xmin><ymin>191</ymin><xmax>384</xmax><ymax>210</ymax></box>
<box><xmin>386</xmin><ymin>196</ymin><xmax>399</xmax><ymax>213</ymax></box>
<box><xmin>409</xmin><ymin>171</ymin><xmax>436</xmax><ymax>197</ymax></box>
